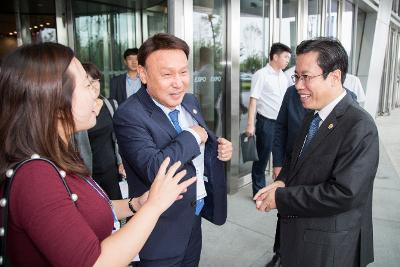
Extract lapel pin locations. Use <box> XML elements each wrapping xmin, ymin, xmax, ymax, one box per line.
<box><xmin>193</xmin><ymin>109</ymin><xmax>198</xmax><ymax>114</ymax></box>
<box><xmin>328</xmin><ymin>123</ymin><xmax>334</xmax><ymax>129</ymax></box>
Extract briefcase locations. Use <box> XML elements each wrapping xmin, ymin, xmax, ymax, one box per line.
<box><xmin>240</xmin><ymin>133</ymin><xmax>259</xmax><ymax>162</ymax></box>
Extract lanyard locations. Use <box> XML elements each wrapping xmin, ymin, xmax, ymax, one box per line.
<box><xmin>83</xmin><ymin>177</ymin><xmax>120</xmax><ymax>231</ymax></box>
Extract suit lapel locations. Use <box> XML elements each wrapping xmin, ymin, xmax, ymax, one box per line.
<box><xmin>292</xmin><ymin>115</ymin><xmax>338</xmax><ymax>174</ymax></box>
<box><xmin>181</xmin><ymin>96</ymin><xmax>217</xmax><ymax>143</ymax></box>
<box><xmin>291</xmin><ymin>112</ymin><xmax>312</xmax><ymax>171</ymax></box>
<box><xmin>181</xmin><ymin>97</ymin><xmax>208</xmax><ymax>130</ymax></box>
<box><xmin>290</xmin><ymin>93</ymin><xmax>353</xmax><ymax>180</ymax></box>
<box><xmin>136</xmin><ymin>87</ymin><xmax>177</xmax><ymax>138</ymax></box>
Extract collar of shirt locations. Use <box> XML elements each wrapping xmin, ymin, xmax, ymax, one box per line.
<box><xmin>149</xmin><ymin>94</ymin><xmax>200</xmax><ymax>143</ymax></box>
<box><xmin>126</xmin><ymin>73</ymin><xmax>139</xmax><ymax>81</ymax></box>
<box><xmin>316</xmin><ymin>90</ymin><xmax>347</xmax><ymax>121</ymax></box>
<box><xmin>150</xmin><ymin>96</ymin><xmax>182</xmax><ymax>118</ymax></box>
<box><xmin>266</xmin><ymin>63</ymin><xmax>284</xmax><ymax>76</ymax></box>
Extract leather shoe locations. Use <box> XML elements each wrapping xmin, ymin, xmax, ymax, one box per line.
<box><xmin>266</xmin><ymin>254</ymin><xmax>282</xmax><ymax>267</ymax></box>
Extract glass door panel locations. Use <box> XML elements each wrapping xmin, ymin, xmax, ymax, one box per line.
<box><xmin>239</xmin><ymin>0</ymin><xmax>270</xmax><ymax>176</ymax></box>
<box><xmin>308</xmin><ymin>0</ymin><xmax>322</xmax><ymax>38</ymax></box>
<box><xmin>72</xmin><ymin>0</ymin><xmax>168</xmax><ymax>96</ymax></box>
<box><xmin>193</xmin><ymin>0</ymin><xmax>227</xmax><ymax>137</ymax></box>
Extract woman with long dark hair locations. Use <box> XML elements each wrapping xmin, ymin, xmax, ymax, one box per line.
<box><xmin>0</xmin><ymin>42</ymin><xmax>195</xmax><ymax>267</ymax></box>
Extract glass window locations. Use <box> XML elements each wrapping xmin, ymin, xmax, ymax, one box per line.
<box><xmin>239</xmin><ymin>0</ymin><xmax>270</xmax><ymax>176</ymax></box>
<box><xmin>326</xmin><ymin>0</ymin><xmax>339</xmax><ymax>38</ymax></box>
<box><xmin>342</xmin><ymin>0</ymin><xmax>355</xmax><ymax>72</ymax></box>
<box><xmin>193</xmin><ymin>0</ymin><xmax>226</xmax><ymax>137</ymax></box>
<box><xmin>308</xmin><ymin>0</ymin><xmax>322</xmax><ymax>38</ymax></box>
<box><xmin>281</xmin><ymin>0</ymin><xmax>297</xmax><ymax>67</ymax></box>
<box><xmin>72</xmin><ymin>0</ymin><xmax>168</xmax><ymax>96</ymax></box>
<box><xmin>72</xmin><ymin>0</ymin><xmax>136</xmax><ymax>96</ymax></box>
<box><xmin>355</xmin><ymin>8</ymin><xmax>366</xmax><ymax>74</ymax></box>
<box><xmin>142</xmin><ymin>4</ymin><xmax>168</xmax><ymax>40</ymax></box>
<box><xmin>0</xmin><ymin>0</ymin><xmax>56</xmax><ymax>51</ymax></box>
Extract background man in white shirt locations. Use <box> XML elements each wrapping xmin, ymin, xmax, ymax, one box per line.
<box><xmin>245</xmin><ymin>43</ymin><xmax>292</xmax><ymax>196</ymax></box>
<box><xmin>343</xmin><ymin>73</ymin><xmax>366</xmax><ymax>106</ymax></box>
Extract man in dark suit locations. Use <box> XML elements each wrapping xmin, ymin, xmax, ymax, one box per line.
<box><xmin>114</xmin><ymin>33</ymin><xmax>232</xmax><ymax>267</ymax></box>
<box><xmin>255</xmin><ymin>38</ymin><xmax>379</xmax><ymax>267</ymax></box>
<box><xmin>110</xmin><ymin>48</ymin><xmax>142</xmax><ymax>104</ymax></box>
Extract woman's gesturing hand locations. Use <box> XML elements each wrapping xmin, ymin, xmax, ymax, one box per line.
<box><xmin>147</xmin><ymin>157</ymin><xmax>197</xmax><ymax>213</ymax></box>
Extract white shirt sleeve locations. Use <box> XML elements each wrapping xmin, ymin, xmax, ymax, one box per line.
<box><xmin>250</xmin><ymin>70</ymin><xmax>263</xmax><ymax>99</ymax></box>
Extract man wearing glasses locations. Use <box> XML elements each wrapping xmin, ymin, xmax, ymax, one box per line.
<box><xmin>255</xmin><ymin>38</ymin><xmax>379</xmax><ymax>267</ymax></box>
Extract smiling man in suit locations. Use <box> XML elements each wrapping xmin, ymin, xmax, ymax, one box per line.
<box><xmin>113</xmin><ymin>33</ymin><xmax>233</xmax><ymax>267</ymax></box>
<box><xmin>254</xmin><ymin>38</ymin><xmax>379</xmax><ymax>267</ymax></box>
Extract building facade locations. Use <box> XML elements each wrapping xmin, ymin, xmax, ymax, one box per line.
<box><xmin>1</xmin><ymin>0</ymin><xmax>400</xmax><ymax>193</ymax></box>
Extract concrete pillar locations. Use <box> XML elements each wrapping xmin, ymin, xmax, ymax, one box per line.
<box><xmin>363</xmin><ymin>0</ymin><xmax>393</xmax><ymax>117</ymax></box>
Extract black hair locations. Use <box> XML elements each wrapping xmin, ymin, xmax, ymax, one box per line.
<box><xmin>123</xmin><ymin>48</ymin><xmax>139</xmax><ymax>59</ymax></box>
<box><xmin>138</xmin><ymin>33</ymin><xmax>189</xmax><ymax>67</ymax></box>
<box><xmin>82</xmin><ymin>62</ymin><xmax>103</xmax><ymax>80</ymax></box>
<box><xmin>269</xmin><ymin>43</ymin><xmax>292</xmax><ymax>61</ymax></box>
<box><xmin>296</xmin><ymin>37</ymin><xmax>348</xmax><ymax>84</ymax></box>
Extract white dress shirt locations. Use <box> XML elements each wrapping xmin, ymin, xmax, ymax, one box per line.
<box><xmin>250</xmin><ymin>64</ymin><xmax>289</xmax><ymax>120</ymax></box>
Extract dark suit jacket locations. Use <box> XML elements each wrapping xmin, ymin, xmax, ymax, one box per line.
<box><xmin>273</xmin><ymin>86</ymin><xmax>358</xmax><ymax>167</ymax></box>
<box><xmin>272</xmin><ymin>85</ymin><xmax>309</xmax><ymax>167</ymax></box>
<box><xmin>110</xmin><ymin>74</ymin><xmax>127</xmax><ymax>105</ymax></box>
<box><xmin>113</xmin><ymin>87</ymin><xmax>227</xmax><ymax>260</ymax></box>
<box><xmin>276</xmin><ymin>93</ymin><xmax>379</xmax><ymax>267</ymax></box>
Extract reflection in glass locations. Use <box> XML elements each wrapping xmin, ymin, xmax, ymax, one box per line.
<box><xmin>73</xmin><ymin>0</ymin><xmax>168</xmax><ymax>96</ymax></box>
<box><xmin>308</xmin><ymin>0</ymin><xmax>321</xmax><ymax>38</ymax></box>
<box><xmin>326</xmin><ymin>0</ymin><xmax>338</xmax><ymax>38</ymax></box>
<box><xmin>239</xmin><ymin>0</ymin><xmax>270</xmax><ymax>176</ymax></box>
<box><xmin>193</xmin><ymin>0</ymin><xmax>226</xmax><ymax>137</ymax></box>
<box><xmin>73</xmin><ymin>0</ymin><xmax>136</xmax><ymax>96</ymax></box>
<box><xmin>0</xmin><ymin>0</ymin><xmax>57</xmax><ymax>46</ymax></box>
<box><xmin>355</xmin><ymin>8</ymin><xmax>366</xmax><ymax>74</ymax></box>
<box><xmin>281</xmin><ymin>0</ymin><xmax>297</xmax><ymax>67</ymax></box>
<box><xmin>342</xmin><ymin>1</ymin><xmax>355</xmax><ymax>72</ymax></box>
<box><xmin>142</xmin><ymin>4</ymin><xmax>168</xmax><ymax>40</ymax></box>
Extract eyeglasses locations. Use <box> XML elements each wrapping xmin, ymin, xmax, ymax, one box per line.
<box><xmin>86</xmin><ymin>75</ymin><xmax>100</xmax><ymax>91</ymax></box>
<box><xmin>291</xmin><ymin>73</ymin><xmax>325</xmax><ymax>84</ymax></box>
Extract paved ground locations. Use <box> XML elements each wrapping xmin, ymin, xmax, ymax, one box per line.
<box><xmin>200</xmin><ymin>108</ymin><xmax>400</xmax><ymax>267</ymax></box>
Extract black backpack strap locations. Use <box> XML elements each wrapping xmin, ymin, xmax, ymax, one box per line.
<box><xmin>0</xmin><ymin>155</ymin><xmax>78</xmax><ymax>266</ymax></box>
<box><xmin>102</xmin><ymin>97</ymin><xmax>122</xmax><ymax>165</ymax></box>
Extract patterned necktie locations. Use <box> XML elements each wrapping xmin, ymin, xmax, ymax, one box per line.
<box><xmin>301</xmin><ymin>113</ymin><xmax>322</xmax><ymax>154</ymax></box>
<box><xmin>168</xmin><ymin>109</ymin><xmax>204</xmax><ymax>215</ymax></box>
<box><xmin>168</xmin><ymin>110</ymin><xmax>182</xmax><ymax>133</ymax></box>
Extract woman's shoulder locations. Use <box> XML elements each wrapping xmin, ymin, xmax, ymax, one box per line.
<box><xmin>14</xmin><ymin>158</ymin><xmax>59</xmax><ymax>176</ymax></box>
<box><xmin>11</xmin><ymin>159</ymin><xmax>70</xmax><ymax>193</ymax></box>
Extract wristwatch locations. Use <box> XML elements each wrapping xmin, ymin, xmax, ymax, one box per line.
<box><xmin>128</xmin><ymin>197</ymin><xmax>136</xmax><ymax>214</ymax></box>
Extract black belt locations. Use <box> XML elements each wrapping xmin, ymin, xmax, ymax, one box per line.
<box><xmin>256</xmin><ymin>113</ymin><xmax>275</xmax><ymax>122</ymax></box>
<box><xmin>280</xmin><ymin>215</ymin><xmax>298</xmax><ymax>219</ymax></box>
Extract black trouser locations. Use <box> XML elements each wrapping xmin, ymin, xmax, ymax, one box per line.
<box><xmin>92</xmin><ymin>166</ymin><xmax>122</xmax><ymax>200</ymax></box>
<box><xmin>273</xmin><ymin>214</ymin><xmax>281</xmax><ymax>255</ymax></box>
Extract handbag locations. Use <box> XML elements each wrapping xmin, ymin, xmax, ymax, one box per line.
<box><xmin>0</xmin><ymin>155</ymin><xmax>77</xmax><ymax>267</ymax></box>
<box><xmin>240</xmin><ymin>133</ymin><xmax>259</xmax><ymax>162</ymax></box>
